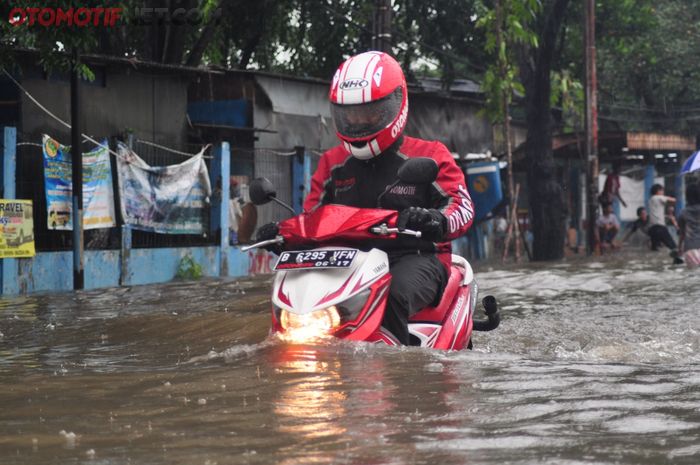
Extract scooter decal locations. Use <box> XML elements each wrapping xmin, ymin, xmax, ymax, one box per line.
<box><xmin>316</xmin><ymin>271</ymin><xmax>356</xmax><ymax>307</ymax></box>
<box><xmin>340</xmin><ymin>284</ymin><xmax>388</xmax><ymax>333</ymax></box>
<box><xmin>277</xmin><ymin>275</ymin><xmax>292</xmax><ymax>307</ymax></box>
<box><xmin>449</xmin><ymin>289</ymin><xmax>471</xmax><ymax>350</ymax></box>
<box><xmin>409</xmin><ymin>323</ymin><xmax>440</xmax><ymax>347</ymax></box>
<box><xmin>350</xmin><ymin>269</ymin><xmax>384</xmax><ymax>294</ymax></box>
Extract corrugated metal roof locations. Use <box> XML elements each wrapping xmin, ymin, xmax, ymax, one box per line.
<box><xmin>626</xmin><ymin>132</ymin><xmax>696</xmax><ymax>151</ymax></box>
<box><xmin>255</xmin><ymin>75</ymin><xmax>331</xmax><ymax>118</ymax></box>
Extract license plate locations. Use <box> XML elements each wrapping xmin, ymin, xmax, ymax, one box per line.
<box><xmin>274</xmin><ymin>249</ymin><xmax>358</xmax><ymax>271</ymax></box>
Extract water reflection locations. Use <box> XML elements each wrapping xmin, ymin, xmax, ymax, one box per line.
<box><xmin>273</xmin><ymin>345</ymin><xmax>348</xmax><ymax>440</ymax></box>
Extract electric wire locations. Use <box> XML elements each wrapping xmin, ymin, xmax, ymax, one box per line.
<box><xmin>1</xmin><ymin>67</ymin><xmax>210</xmax><ymax>161</ymax></box>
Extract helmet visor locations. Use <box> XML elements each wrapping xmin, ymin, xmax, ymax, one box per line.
<box><xmin>331</xmin><ymin>87</ymin><xmax>403</xmax><ymax>140</ymax></box>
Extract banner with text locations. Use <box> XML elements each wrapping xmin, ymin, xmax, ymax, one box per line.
<box><xmin>42</xmin><ymin>135</ymin><xmax>116</xmax><ymax>230</ymax></box>
<box><xmin>0</xmin><ymin>200</ymin><xmax>36</xmax><ymax>258</ymax></box>
<box><xmin>116</xmin><ymin>143</ymin><xmax>212</xmax><ymax>234</ymax></box>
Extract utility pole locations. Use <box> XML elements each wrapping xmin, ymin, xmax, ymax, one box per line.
<box><xmin>71</xmin><ymin>49</ymin><xmax>84</xmax><ymax>289</ymax></box>
<box><xmin>584</xmin><ymin>0</ymin><xmax>598</xmax><ymax>255</ymax></box>
<box><xmin>372</xmin><ymin>0</ymin><xmax>392</xmax><ymax>53</ymax></box>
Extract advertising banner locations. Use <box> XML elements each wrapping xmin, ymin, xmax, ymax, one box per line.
<box><xmin>0</xmin><ymin>200</ymin><xmax>36</xmax><ymax>258</ymax></box>
<box><xmin>116</xmin><ymin>143</ymin><xmax>212</xmax><ymax>234</ymax></box>
<box><xmin>42</xmin><ymin>135</ymin><xmax>116</xmax><ymax>230</ymax></box>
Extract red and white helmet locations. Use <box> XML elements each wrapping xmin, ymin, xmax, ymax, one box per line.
<box><xmin>329</xmin><ymin>51</ymin><xmax>408</xmax><ymax>160</ymax></box>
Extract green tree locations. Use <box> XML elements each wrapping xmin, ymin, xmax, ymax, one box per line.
<box><xmin>594</xmin><ymin>0</ymin><xmax>700</xmax><ymax>133</ymax></box>
<box><xmin>478</xmin><ymin>0</ymin><xmax>539</xmax><ymax>261</ymax></box>
<box><xmin>518</xmin><ymin>0</ymin><xmax>571</xmax><ymax>261</ymax></box>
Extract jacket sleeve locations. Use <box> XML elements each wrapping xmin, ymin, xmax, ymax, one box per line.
<box><xmin>429</xmin><ymin>142</ymin><xmax>474</xmax><ymax>240</ymax></box>
<box><xmin>303</xmin><ymin>153</ymin><xmax>333</xmax><ymax>212</ymax></box>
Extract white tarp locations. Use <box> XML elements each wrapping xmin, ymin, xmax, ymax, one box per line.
<box><xmin>116</xmin><ymin>143</ymin><xmax>212</xmax><ymax>234</ymax></box>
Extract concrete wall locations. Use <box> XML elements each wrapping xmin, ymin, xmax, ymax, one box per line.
<box><xmin>19</xmin><ymin>62</ymin><xmax>188</xmax><ymax>149</ymax></box>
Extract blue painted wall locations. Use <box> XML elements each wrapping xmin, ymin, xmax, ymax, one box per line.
<box><xmin>187</xmin><ymin>100</ymin><xmax>249</xmax><ymax>128</ymax></box>
<box><xmin>3</xmin><ymin>246</ymin><xmax>252</xmax><ymax>294</ymax></box>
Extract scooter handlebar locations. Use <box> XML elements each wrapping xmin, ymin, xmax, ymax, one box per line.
<box><xmin>370</xmin><ymin>225</ymin><xmax>422</xmax><ymax>238</ymax></box>
<box><xmin>243</xmin><ymin>222</ymin><xmax>421</xmax><ymax>252</ymax></box>
<box><xmin>240</xmin><ymin>236</ymin><xmax>284</xmax><ymax>252</ymax></box>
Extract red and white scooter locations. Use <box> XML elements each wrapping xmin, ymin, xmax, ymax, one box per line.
<box><xmin>243</xmin><ymin>158</ymin><xmax>500</xmax><ymax>349</ymax></box>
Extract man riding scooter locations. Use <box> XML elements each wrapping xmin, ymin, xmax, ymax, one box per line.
<box><xmin>256</xmin><ymin>51</ymin><xmax>475</xmax><ymax>345</ymax></box>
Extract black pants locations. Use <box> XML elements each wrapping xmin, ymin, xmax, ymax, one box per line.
<box><xmin>383</xmin><ymin>253</ymin><xmax>449</xmax><ymax>345</ymax></box>
<box><xmin>649</xmin><ymin>225</ymin><xmax>677</xmax><ymax>251</ymax></box>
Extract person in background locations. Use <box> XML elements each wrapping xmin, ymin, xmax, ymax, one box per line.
<box><xmin>595</xmin><ymin>203</ymin><xmax>620</xmax><ymax>252</ymax></box>
<box><xmin>599</xmin><ymin>161</ymin><xmax>628</xmax><ymax>208</ymax></box>
<box><xmin>493</xmin><ymin>211</ymin><xmax>508</xmax><ymax>254</ymax></box>
<box><xmin>622</xmin><ymin>207</ymin><xmax>650</xmax><ymax>244</ymax></box>
<box><xmin>622</xmin><ymin>206</ymin><xmax>681</xmax><ymax>264</ymax></box>
<box><xmin>565</xmin><ymin>220</ymin><xmax>581</xmax><ymax>255</ymax></box>
<box><xmin>647</xmin><ymin>184</ymin><xmax>683</xmax><ymax>264</ymax></box>
<box><xmin>679</xmin><ymin>182</ymin><xmax>700</xmax><ymax>269</ymax></box>
<box><xmin>665</xmin><ymin>203</ymin><xmax>679</xmax><ymax>231</ymax></box>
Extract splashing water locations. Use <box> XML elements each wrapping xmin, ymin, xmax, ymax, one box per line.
<box><xmin>0</xmin><ymin>252</ymin><xmax>698</xmax><ymax>464</ymax></box>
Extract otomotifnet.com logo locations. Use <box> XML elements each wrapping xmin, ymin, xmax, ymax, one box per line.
<box><xmin>8</xmin><ymin>6</ymin><xmax>123</xmax><ymax>27</ymax></box>
<box><xmin>8</xmin><ymin>6</ymin><xmax>222</xmax><ymax>27</ymax></box>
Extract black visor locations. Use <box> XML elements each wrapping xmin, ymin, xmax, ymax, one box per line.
<box><xmin>331</xmin><ymin>87</ymin><xmax>403</xmax><ymax>139</ymax></box>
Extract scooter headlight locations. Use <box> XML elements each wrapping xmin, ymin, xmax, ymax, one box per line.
<box><xmin>279</xmin><ymin>306</ymin><xmax>342</xmax><ymax>340</ymax></box>
<box><xmin>274</xmin><ymin>289</ymin><xmax>371</xmax><ymax>342</ymax></box>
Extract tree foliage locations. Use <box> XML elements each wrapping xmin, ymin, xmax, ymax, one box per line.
<box><xmin>594</xmin><ymin>0</ymin><xmax>700</xmax><ymax>133</ymax></box>
<box><xmin>476</xmin><ymin>0</ymin><xmax>539</xmax><ymax>124</ymax></box>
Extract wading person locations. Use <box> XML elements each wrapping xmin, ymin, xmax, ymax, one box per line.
<box><xmin>648</xmin><ymin>184</ymin><xmax>683</xmax><ymax>264</ymax></box>
<box><xmin>595</xmin><ymin>203</ymin><xmax>620</xmax><ymax>252</ymax></box>
<box><xmin>679</xmin><ymin>183</ymin><xmax>700</xmax><ymax>269</ymax></box>
<box><xmin>256</xmin><ymin>51</ymin><xmax>474</xmax><ymax>344</ymax></box>
<box><xmin>622</xmin><ymin>207</ymin><xmax>650</xmax><ymax>245</ymax></box>
<box><xmin>599</xmin><ymin>162</ymin><xmax>627</xmax><ymax>208</ymax></box>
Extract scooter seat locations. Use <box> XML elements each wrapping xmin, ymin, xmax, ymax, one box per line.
<box><xmin>409</xmin><ymin>265</ymin><xmax>464</xmax><ymax>323</ymax></box>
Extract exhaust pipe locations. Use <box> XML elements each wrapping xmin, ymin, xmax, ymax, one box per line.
<box><xmin>472</xmin><ymin>295</ymin><xmax>500</xmax><ymax>331</ymax></box>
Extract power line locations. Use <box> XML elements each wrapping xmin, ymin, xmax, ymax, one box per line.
<box><xmin>2</xmin><ymin>67</ymin><xmax>211</xmax><ymax>160</ymax></box>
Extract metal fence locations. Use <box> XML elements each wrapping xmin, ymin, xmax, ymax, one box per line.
<box><xmin>13</xmin><ymin>136</ymin><xmax>302</xmax><ymax>251</ymax></box>
<box><xmin>15</xmin><ymin>139</ymin><xmax>122</xmax><ymax>251</ymax></box>
<box><xmin>253</xmin><ymin>148</ymin><xmax>294</xmax><ymax>228</ymax></box>
<box><xmin>14</xmin><ymin>136</ymin><xmax>218</xmax><ymax>251</ymax></box>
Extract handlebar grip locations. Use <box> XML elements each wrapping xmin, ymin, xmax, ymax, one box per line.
<box><xmin>370</xmin><ymin>225</ymin><xmax>422</xmax><ymax>238</ymax></box>
<box><xmin>240</xmin><ymin>236</ymin><xmax>283</xmax><ymax>251</ymax></box>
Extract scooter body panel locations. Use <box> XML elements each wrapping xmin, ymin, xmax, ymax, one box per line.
<box><xmin>272</xmin><ymin>247</ymin><xmax>389</xmax><ymax>314</ymax></box>
<box><xmin>265</xmin><ymin>205</ymin><xmax>481</xmax><ymax>350</ymax></box>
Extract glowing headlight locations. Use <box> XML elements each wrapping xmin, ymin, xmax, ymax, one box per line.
<box><xmin>279</xmin><ymin>306</ymin><xmax>341</xmax><ymax>341</ymax></box>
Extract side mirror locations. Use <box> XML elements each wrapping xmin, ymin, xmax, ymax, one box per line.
<box><xmin>398</xmin><ymin>157</ymin><xmax>439</xmax><ymax>184</ymax></box>
<box><xmin>249</xmin><ymin>177</ymin><xmax>276</xmax><ymax>205</ymax></box>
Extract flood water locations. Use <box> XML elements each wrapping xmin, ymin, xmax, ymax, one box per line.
<box><xmin>1</xmin><ymin>252</ymin><xmax>699</xmax><ymax>464</ymax></box>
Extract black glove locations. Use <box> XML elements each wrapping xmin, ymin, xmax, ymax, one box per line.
<box><xmin>397</xmin><ymin>207</ymin><xmax>446</xmax><ymax>242</ymax></box>
<box><xmin>253</xmin><ymin>222</ymin><xmax>281</xmax><ymax>254</ymax></box>
<box><xmin>255</xmin><ymin>222</ymin><xmax>279</xmax><ymax>242</ymax></box>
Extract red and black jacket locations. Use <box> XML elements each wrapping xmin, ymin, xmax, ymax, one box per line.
<box><xmin>303</xmin><ymin>136</ymin><xmax>474</xmax><ymax>268</ymax></box>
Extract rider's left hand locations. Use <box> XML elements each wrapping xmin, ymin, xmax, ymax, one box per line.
<box><xmin>397</xmin><ymin>207</ymin><xmax>446</xmax><ymax>241</ymax></box>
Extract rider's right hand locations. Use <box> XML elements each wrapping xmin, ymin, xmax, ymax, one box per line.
<box><xmin>256</xmin><ymin>222</ymin><xmax>279</xmax><ymax>242</ymax></box>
